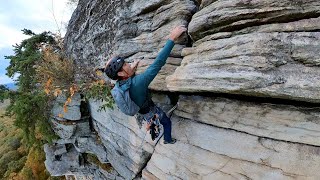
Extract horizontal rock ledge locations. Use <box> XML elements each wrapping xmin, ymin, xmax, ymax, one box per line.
<box><xmin>189</xmin><ymin>0</ymin><xmax>320</xmax><ymax>41</ymax></box>
<box><xmin>144</xmin><ymin>117</ymin><xmax>320</xmax><ymax>179</ymax></box>
<box><xmin>167</xmin><ymin>32</ymin><xmax>320</xmax><ymax>103</ymax></box>
<box><xmin>174</xmin><ymin>95</ymin><xmax>320</xmax><ymax>146</ymax></box>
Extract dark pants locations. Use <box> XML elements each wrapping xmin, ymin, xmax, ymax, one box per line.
<box><xmin>158</xmin><ymin>108</ymin><xmax>172</xmax><ymax>142</ymax></box>
<box><xmin>141</xmin><ymin>106</ymin><xmax>172</xmax><ymax>142</ymax></box>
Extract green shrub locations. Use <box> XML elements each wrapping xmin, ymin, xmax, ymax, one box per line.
<box><xmin>84</xmin><ymin>80</ymin><xmax>114</xmax><ymax>112</ymax></box>
<box><xmin>0</xmin><ymin>150</ymin><xmax>21</xmax><ymax>178</ymax></box>
<box><xmin>20</xmin><ymin>167</ymin><xmax>34</xmax><ymax>179</ymax></box>
<box><xmin>7</xmin><ymin>137</ymin><xmax>21</xmax><ymax>150</ymax></box>
<box><xmin>0</xmin><ymin>85</ymin><xmax>9</xmax><ymax>103</ymax></box>
<box><xmin>5</xmin><ymin>29</ymin><xmax>58</xmax><ymax>145</ymax></box>
<box><xmin>4</xmin><ymin>156</ymin><xmax>27</xmax><ymax>178</ymax></box>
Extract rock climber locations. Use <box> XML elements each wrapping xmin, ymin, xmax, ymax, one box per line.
<box><xmin>102</xmin><ymin>25</ymin><xmax>187</xmax><ymax>144</ymax></box>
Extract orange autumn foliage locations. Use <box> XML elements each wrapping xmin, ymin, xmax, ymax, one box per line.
<box><xmin>23</xmin><ymin>146</ymin><xmax>49</xmax><ymax>180</ymax></box>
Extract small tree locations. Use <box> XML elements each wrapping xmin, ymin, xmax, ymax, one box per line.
<box><xmin>4</xmin><ymin>28</ymin><xmax>114</xmax><ymax>145</ymax></box>
<box><xmin>5</xmin><ymin>29</ymin><xmax>57</xmax><ymax>145</ymax></box>
<box><xmin>0</xmin><ymin>85</ymin><xmax>9</xmax><ymax>103</ymax></box>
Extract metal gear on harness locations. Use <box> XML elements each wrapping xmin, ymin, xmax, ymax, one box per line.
<box><xmin>149</xmin><ymin>114</ymin><xmax>161</xmax><ymax>141</ymax></box>
<box><xmin>135</xmin><ymin>103</ymin><xmax>178</xmax><ymax>159</ymax></box>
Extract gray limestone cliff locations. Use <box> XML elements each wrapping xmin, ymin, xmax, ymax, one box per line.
<box><xmin>45</xmin><ymin>0</ymin><xmax>320</xmax><ymax>179</ymax></box>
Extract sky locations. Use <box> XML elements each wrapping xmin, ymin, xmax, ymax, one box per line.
<box><xmin>0</xmin><ymin>0</ymin><xmax>76</xmax><ymax>84</ymax></box>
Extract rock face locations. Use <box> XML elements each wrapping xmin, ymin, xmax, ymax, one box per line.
<box><xmin>167</xmin><ymin>0</ymin><xmax>320</xmax><ymax>103</ymax></box>
<box><xmin>88</xmin><ymin>93</ymin><xmax>172</xmax><ymax>179</ymax></box>
<box><xmin>143</xmin><ymin>96</ymin><xmax>320</xmax><ymax>179</ymax></box>
<box><xmin>45</xmin><ymin>0</ymin><xmax>320</xmax><ymax>179</ymax></box>
<box><xmin>64</xmin><ymin>0</ymin><xmax>196</xmax><ymax>91</ymax></box>
<box><xmin>175</xmin><ymin>95</ymin><xmax>320</xmax><ymax>146</ymax></box>
<box><xmin>45</xmin><ymin>93</ymin><xmax>117</xmax><ymax>179</ymax></box>
<box><xmin>52</xmin><ymin>93</ymin><xmax>81</xmax><ymax>121</ymax></box>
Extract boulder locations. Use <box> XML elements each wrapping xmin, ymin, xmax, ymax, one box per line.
<box><xmin>44</xmin><ymin>144</ymin><xmax>88</xmax><ymax>176</ymax></box>
<box><xmin>51</xmin><ymin>118</ymin><xmax>76</xmax><ymax>139</ymax></box>
<box><xmin>52</xmin><ymin>93</ymin><xmax>81</xmax><ymax>121</ymax></box>
<box><xmin>74</xmin><ymin>136</ymin><xmax>108</xmax><ymax>163</ymax></box>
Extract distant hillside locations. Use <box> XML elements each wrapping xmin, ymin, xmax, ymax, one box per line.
<box><xmin>4</xmin><ymin>83</ymin><xmax>17</xmax><ymax>90</ymax></box>
<box><xmin>0</xmin><ymin>99</ymin><xmax>54</xmax><ymax>179</ymax></box>
<box><xmin>0</xmin><ymin>99</ymin><xmax>9</xmax><ymax>109</ymax></box>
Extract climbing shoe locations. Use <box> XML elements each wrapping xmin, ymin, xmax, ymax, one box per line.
<box><xmin>164</xmin><ymin>138</ymin><xmax>177</xmax><ymax>144</ymax></box>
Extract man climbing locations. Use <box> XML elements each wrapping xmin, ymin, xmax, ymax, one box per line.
<box><xmin>102</xmin><ymin>25</ymin><xmax>186</xmax><ymax>144</ymax></box>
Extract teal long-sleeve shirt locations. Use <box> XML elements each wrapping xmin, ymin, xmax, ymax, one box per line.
<box><xmin>129</xmin><ymin>40</ymin><xmax>175</xmax><ymax>107</ymax></box>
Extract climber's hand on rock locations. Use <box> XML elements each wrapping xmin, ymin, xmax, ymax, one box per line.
<box><xmin>169</xmin><ymin>25</ymin><xmax>187</xmax><ymax>41</ymax></box>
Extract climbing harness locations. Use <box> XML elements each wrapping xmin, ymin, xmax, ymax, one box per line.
<box><xmin>136</xmin><ymin>103</ymin><xmax>178</xmax><ymax>154</ymax></box>
<box><xmin>149</xmin><ymin>114</ymin><xmax>161</xmax><ymax>141</ymax></box>
<box><xmin>137</xmin><ymin>114</ymin><xmax>161</xmax><ymax>153</ymax></box>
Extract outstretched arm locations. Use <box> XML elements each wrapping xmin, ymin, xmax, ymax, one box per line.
<box><xmin>138</xmin><ymin>25</ymin><xmax>187</xmax><ymax>86</ymax></box>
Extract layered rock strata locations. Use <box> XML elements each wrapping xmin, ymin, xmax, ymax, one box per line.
<box><xmin>44</xmin><ymin>0</ymin><xmax>320</xmax><ymax>179</ymax></box>
<box><xmin>143</xmin><ymin>96</ymin><xmax>320</xmax><ymax>179</ymax></box>
<box><xmin>167</xmin><ymin>0</ymin><xmax>320</xmax><ymax>103</ymax></box>
<box><xmin>64</xmin><ymin>0</ymin><xmax>196</xmax><ymax>91</ymax></box>
<box><xmin>89</xmin><ymin>93</ymin><xmax>173</xmax><ymax>179</ymax></box>
<box><xmin>46</xmin><ymin>93</ymin><xmax>116</xmax><ymax>179</ymax></box>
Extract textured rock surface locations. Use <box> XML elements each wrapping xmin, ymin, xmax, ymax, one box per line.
<box><xmin>74</xmin><ymin>136</ymin><xmax>108</xmax><ymax>163</ymax></box>
<box><xmin>51</xmin><ymin>118</ymin><xmax>76</xmax><ymax>139</ymax></box>
<box><xmin>188</xmin><ymin>0</ymin><xmax>320</xmax><ymax>41</ymax></box>
<box><xmin>143</xmin><ymin>117</ymin><xmax>320</xmax><ymax>179</ymax></box>
<box><xmin>89</xmin><ymin>99</ymin><xmax>162</xmax><ymax>179</ymax></box>
<box><xmin>47</xmin><ymin>0</ymin><xmax>320</xmax><ymax>179</ymax></box>
<box><xmin>46</xmin><ymin>92</ymin><xmax>115</xmax><ymax>178</ymax></box>
<box><xmin>174</xmin><ymin>95</ymin><xmax>320</xmax><ymax>146</ymax></box>
<box><xmin>45</xmin><ymin>144</ymin><xmax>121</xmax><ymax>179</ymax></box>
<box><xmin>50</xmin><ymin>118</ymin><xmax>91</xmax><ymax>139</ymax></box>
<box><xmin>167</xmin><ymin>31</ymin><xmax>320</xmax><ymax>103</ymax></box>
<box><xmin>64</xmin><ymin>0</ymin><xmax>196</xmax><ymax>90</ymax></box>
<box><xmin>167</xmin><ymin>1</ymin><xmax>320</xmax><ymax>103</ymax></box>
<box><xmin>52</xmin><ymin>93</ymin><xmax>81</xmax><ymax>120</ymax></box>
<box><xmin>44</xmin><ymin>144</ymin><xmax>88</xmax><ymax>176</ymax></box>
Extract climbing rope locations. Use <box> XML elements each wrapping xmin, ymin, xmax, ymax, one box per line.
<box><xmin>166</xmin><ymin>103</ymin><xmax>178</xmax><ymax>118</ymax></box>
<box><xmin>137</xmin><ymin>129</ymin><xmax>148</xmax><ymax>153</ymax></box>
